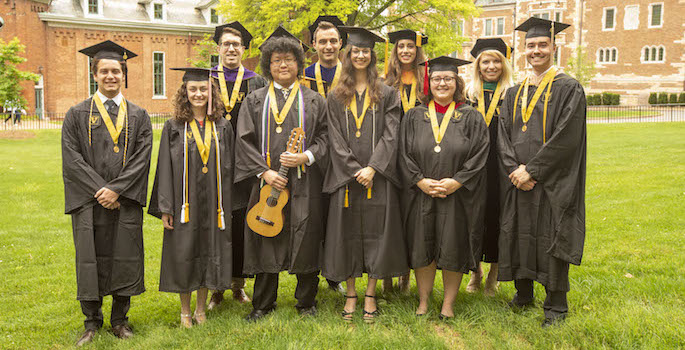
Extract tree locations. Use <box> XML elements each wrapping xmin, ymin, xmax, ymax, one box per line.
<box><xmin>566</xmin><ymin>46</ymin><xmax>596</xmax><ymax>87</ymax></box>
<box><xmin>217</xmin><ymin>0</ymin><xmax>480</xmax><ymax>60</ymax></box>
<box><xmin>186</xmin><ymin>33</ymin><xmax>216</xmax><ymax>68</ymax></box>
<box><xmin>0</xmin><ymin>37</ymin><xmax>39</xmax><ymax>111</ymax></box>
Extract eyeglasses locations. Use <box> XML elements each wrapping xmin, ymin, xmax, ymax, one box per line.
<box><xmin>221</xmin><ymin>42</ymin><xmax>243</xmax><ymax>49</ymax></box>
<box><xmin>430</xmin><ymin>76</ymin><xmax>456</xmax><ymax>84</ymax></box>
<box><xmin>270</xmin><ymin>57</ymin><xmax>296</xmax><ymax>66</ymax></box>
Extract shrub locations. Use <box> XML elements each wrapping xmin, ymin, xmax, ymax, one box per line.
<box><xmin>610</xmin><ymin>93</ymin><xmax>620</xmax><ymax>105</ymax></box>
<box><xmin>669</xmin><ymin>93</ymin><xmax>678</xmax><ymax>104</ymax></box>
<box><xmin>649</xmin><ymin>93</ymin><xmax>658</xmax><ymax>105</ymax></box>
<box><xmin>658</xmin><ymin>92</ymin><xmax>669</xmax><ymax>104</ymax></box>
<box><xmin>679</xmin><ymin>92</ymin><xmax>685</xmax><ymax>104</ymax></box>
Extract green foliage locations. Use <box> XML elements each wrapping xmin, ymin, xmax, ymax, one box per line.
<box><xmin>566</xmin><ymin>46</ymin><xmax>596</xmax><ymax>87</ymax></box>
<box><xmin>216</xmin><ymin>0</ymin><xmax>480</xmax><ymax>62</ymax></box>
<box><xmin>658</xmin><ymin>92</ymin><xmax>669</xmax><ymax>104</ymax></box>
<box><xmin>668</xmin><ymin>93</ymin><xmax>678</xmax><ymax>104</ymax></box>
<box><xmin>0</xmin><ymin>37</ymin><xmax>40</xmax><ymax>110</ymax></box>
<box><xmin>587</xmin><ymin>94</ymin><xmax>601</xmax><ymax>106</ymax></box>
<box><xmin>186</xmin><ymin>34</ymin><xmax>217</xmax><ymax>68</ymax></box>
<box><xmin>679</xmin><ymin>92</ymin><xmax>685</xmax><ymax>104</ymax></box>
<box><xmin>648</xmin><ymin>92</ymin><xmax>658</xmax><ymax>105</ymax></box>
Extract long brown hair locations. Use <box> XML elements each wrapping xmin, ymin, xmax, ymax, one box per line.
<box><xmin>384</xmin><ymin>43</ymin><xmax>426</xmax><ymax>91</ymax></box>
<box><xmin>331</xmin><ymin>46</ymin><xmax>383</xmax><ymax>105</ymax></box>
<box><xmin>173</xmin><ymin>81</ymin><xmax>225</xmax><ymax>122</ymax></box>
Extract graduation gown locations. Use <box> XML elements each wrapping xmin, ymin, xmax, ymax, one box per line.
<box><xmin>148</xmin><ymin>118</ymin><xmax>234</xmax><ymax>293</ymax></box>
<box><xmin>398</xmin><ymin>83</ymin><xmax>422</xmax><ymax>120</ymax></box>
<box><xmin>303</xmin><ymin>63</ymin><xmax>338</xmax><ymax>97</ymax></box>
<box><xmin>399</xmin><ymin>103</ymin><xmax>489</xmax><ymax>272</ymax></box>
<box><xmin>235</xmin><ymin>84</ymin><xmax>328</xmax><ymax>275</ymax></box>
<box><xmin>497</xmin><ymin>72</ymin><xmax>587</xmax><ymax>292</ymax></box>
<box><xmin>322</xmin><ymin>84</ymin><xmax>409</xmax><ymax>282</ymax></box>
<box><xmin>469</xmin><ymin>87</ymin><xmax>504</xmax><ymax>263</ymax></box>
<box><xmin>61</xmin><ymin>97</ymin><xmax>152</xmax><ymax>301</ymax></box>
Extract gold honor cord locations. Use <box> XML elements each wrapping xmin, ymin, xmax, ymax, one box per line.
<box><xmin>400</xmin><ymin>78</ymin><xmax>418</xmax><ymax>113</ymax></box>
<box><xmin>519</xmin><ymin>68</ymin><xmax>556</xmax><ymax>132</ymax></box>
<box><xmin>189</xmin><ymin>119</ymin><xmax>213</xmax><ymax>174</ymax></box>
<box><xmin>268</xmin><ymin>82</ymin><xmax>300</xmax><ymax>134</ymax></box>
<box><xmin>314</xmin><ymin>61</ymin><xmax>342</xmax><ymax>98</ymax></box>
<box><xmin>349</xmin><ymin>89</ymin><xmax>371</xmax><ymax>138</ymax></box>
<box><xmin>428</xmin><ymin>100</ymin><xmax>456</xmax><ymax>153</ymax></box>
<box><xmin>93</xmin><ymin>94</ymin><xmax>127</xmax><ymax>153</ymax></box>
<box><xmin>478</xmin><ymin>82</ymin><xmax>504</xmax><ymax>126</ymax></box>
<box><xmin>218</xmin><ymin>64</ymin><xmax>245</xmax><ymax>118</ymax></box>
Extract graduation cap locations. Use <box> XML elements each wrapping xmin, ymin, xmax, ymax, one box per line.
<box><xmin>419</xmin><ymin>56</ymin><xmax>471</xmax><ymax>94</ymax></box>
<box><xmin>388</xmin><ymin>29</ymin><xmax>428</xmax><ymax>47</ymax></box>
<box><xmin>259</xmin><ymin>25</ymin><xmax>311</xmax><ymax>52</ymax></box>
<box><xmin>170</xmin><ymin>67</ymin><xmax>218</xmax><ymax>114</ymax></box>
<box><xmin>213</xmin><ymin>21</ymin><xmax>253</xmax><ymax>48</ymax></box>
<box><xmin>470</xmin><ymin>38</ymin><xmax>513</xmax><ymax>60</ymax></box>
<box><xmin>308</xmin><ymin>15</ymin><xmax>347</xmax><ymax>47</ymax></box>
<box><xmin>79</xmin><ymin>40</ymin><xmax>137</xmax><ymax>88</ymax></box>
<box><xmin>338</xmin><ymin>26</ymin><xmax>384</xmax><ymax>49</ymax></box>
<box><xmin>515</xmin><ymin>17</ymin><xmax>570</xmax><ymax>40</ymax></box>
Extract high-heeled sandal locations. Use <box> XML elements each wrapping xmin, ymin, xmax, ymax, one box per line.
<box><xmin>180</xmin><ymin>313</ymin><xmax>193</xmax><ymax>328</ymax></box>
<box><xmin>341</xmin><ymin>295</ymin><xmax>357</xmax><ymax>322</ymax></box>
<box><xmin>362</xmin><ymin>295</ymin><xmax>379</xmax><ymax>324</ymax></box>
<box><xmin>193</xmin><ymin>311</ymin><xmax>207</xmax><ymax>325</ymax></box>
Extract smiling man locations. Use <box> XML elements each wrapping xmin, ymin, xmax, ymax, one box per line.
<box><xmin>303</xmin><ymin>16</ymin><xmax>346</xmax><ymax>99</ymax></box>
<box><xmin>497</xmin><ymin>17</ymin><xmax>587</xmax><ymax>328</ymax></box>
<box><xmin>63</xmin><ymin>40</ymin><xmax>152</xmax><ymax>346</ymax></box>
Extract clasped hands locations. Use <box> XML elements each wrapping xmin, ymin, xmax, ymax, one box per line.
<box><xmin>417</xmin><ymin>178</ymin><xmax>462</xmax><ymax>198</ymax></box>
<box><xmin>95</xmin><ymin>187</ymin><xmax>120</xmax><ymax>210</ymax></box>
<box><xmin>261</xmin><ymin>152</ymin><xmax>309</xmax><ymax>191</ymax></box>
<box><xmin>509</xmin><ymin>164</ymin><xmax>537</xmax><ymax>191</ymax></box>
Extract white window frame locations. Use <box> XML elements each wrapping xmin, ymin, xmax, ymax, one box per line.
<box><xmin>597</xmin><ymin>47</ymin><xmax>618</xmax><ymax>64</ymax></box>
<box><xmin>150</xmin><ymin>1</ymin><xmax>166</xmax><ymax>21</ymax></box>
<box><xmin>623</xmin><ymin>5</ymin><xmax>640</xmax><ymax>30</ymax></box>
<box><xmin>641</xmin><ymin>45</ymin><xmax>665</xmax><ymax>63</ymax></box>
<box><xmin>483</xmin><ymin>18</ymin><xmax>493</xmax><ymax>37</ymax></box>
<box><xmin>554</xmin><ymin>11</ymin><xmax>563</xmax><ymax>23</ymax></box>
<box><xmin>83</xmin><ymin>0</ymin><xmax>103</xmax><ymax>17</ymax></box>
<box><xmin>602</xmin><ymin>7</ymin><xmax>616</xmax><ymax>31</ymax></box>
<box><xmin>532</xmin><ymin>11</ymin><xmax>550</xmax><ymax>20</ymax></box>
<box><xmin>648</xmin><ymin>3</ymin><xmax>663</xmax><ymax>28</ymax></box>
<box><xmin>88</xmin><ymin>57</ymin><xmax>98</xmax><ymax>95</ymax></box>
<box><xmin>554</xmin><ymin>46</ymin><xmax>561</xmax><ymax>66</ymax></box>
<box><xmin>152</xmin><ymin>51</ymin><xmax>166</xmax><ymax>99</ymax></box>
<box><xmin>34</xmin><ymin>75</ymin><xmax>44</xmax><ymax>117</ymax></box>
<box><xmin>495</xmin><ymin>17</ymin><xmax>505</xmax><ymax>36</ymax></box>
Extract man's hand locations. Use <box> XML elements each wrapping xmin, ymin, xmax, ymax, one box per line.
<box><xmin>162</xmin><ymin>213</ymin><xmax>174</xmax><ymax>230</ymax></box>
<box><xmin>354</xmin><ymin>167</ymin><xmax>376</xmax><ymax>189</ymax></box>
<box><xmin>509</xmin><ymin>165</ymin><xmax>533</xmax><ymax>187</ymax></box>
<box><xmin>261</xmin><ymin>169</ymin><xmax>288</xmax><ymax>191</ymax></box>
<box><xmin>95</xmin><ymin>187</ymin><xmax>120</xmax><ymax>208</ymax></box>
<box><xmin>517</xmin><ymin>179</ymin><xmax>537</xmax><ymax>191</ymax></box>
<box><xmin>438</xmin><ymin>178</ymin><xmax>462</xmax><ymax>196</ymax></box>
<box><xmin>417</xmin><ymin>178</ymin><xmax>446</xmax><ymax>198</ymax></box>
<box><xmin>280</xmin><ymin>152</ymin><xmax>309</xmax><ymax>168</ymax></box>
<box><xmin>101</xmin><ymin>201</ymin><xmax>121</xmax><ymax>210</ymax></box>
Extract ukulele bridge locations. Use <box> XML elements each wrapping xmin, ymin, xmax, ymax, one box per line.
<box><xmin>256</xmin><ymin>216</ymin><xmax>275</xmax><ymax>226</ymax></box>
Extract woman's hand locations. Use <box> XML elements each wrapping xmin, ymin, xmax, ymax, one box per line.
<box><xmin>354</xmin><ymin>167</ymin><xmax>376</xmax><ymax>189</ymax></box>
<box><xmin>438</xmin><ymin>178</ymin><xmax>462</xmax><ymax>196</ymax></box>
<box><xmin>261</xmin><ymin>169</ymin><xmax>288</xmax><ymax>191</ymax></box>
<box><xmin>279</xmin><ymin>152</ymin><xmax>308</xmax><ymax>168</ymax></box>
<box><xmin>417</xmin><ymin>178</ymin><xmax>447</xmax><ymax>198</ymax></box>
<box><xmin>162</xmin><ymin>213</ymin><xmax>174</xmax><ymax>230</ymax></box>
<box><xmin>509</xmin><ymin>165</ymin><xmax>532</xmax><ymax>187</ymax></box>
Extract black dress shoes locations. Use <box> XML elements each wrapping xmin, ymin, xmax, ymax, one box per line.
<box><xmin>508</xmin><ymin>295</ymin><xmax>534</xmax><ymax>309</ymax></box>
<box><xmin>245</xmin><ymin>307</ymin><xmax>274</xmax><ymax>322</ymax></box>
<box><xmin>112</xmin><ymin>324</ymin><xmax>133</xmax><ymax>339</ymax></box>
<box><xmin>75</xmin><ymin>329</ymin><xmax>96</xmax><ymax>347</ymax></box>
<box><xmin>298</xmin><ymin>305</ymin><xmax>317</xmax><ymax>317</ymax></box>
<box><xmin>542</xmin><ymin>314</ymin><xmax>566</xmax><ymax>328</ymax></box>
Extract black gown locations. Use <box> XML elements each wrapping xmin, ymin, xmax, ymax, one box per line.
<box><xmin>61</xmin><ymin>98</ymin><xmax>152</xmax><ymax>301</ymax></box>
<box><xmin>148</xmin><ymin>118</ymin><xmax>234</xmax><ymax>293</ymax></box>
<box><xmin>469</xmin><ymin>87</ymin><xmax>504</xmax><ymax>263</ymax></box>
<box><xmin>497</xmin><ymin>72</ymin><xmax>587</xmax><ymax>292</ymax></box>
<box><xmin>235</xmin><ymin>84</ymin><xmax>328</xmax><ymax>275</ymax></box>
<box><xmin>399</xmin><ymin>103</ymin><xmax>489</xmax><ymax>272</ymax></box>
<box><xmin>322</xmin><ymin>84</ymin><xmax>409</xmax><ymax>282</ymax></box>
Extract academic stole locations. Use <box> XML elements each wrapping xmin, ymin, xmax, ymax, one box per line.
<box><xmin>344</xmin><ymin>90</ymin><xmax>375</xmax><ymax>207</ymax></box>
<box><xmin>260</xmin><ymin>82</ymin><xmax>306</xmax><ymax>181</ymax></box>
<box><xmin>218</xmin><ymin>64</ymin><xmax>245</xmax><ymax>118</ymax></box>
<box><xmin>428</xmin><ymin>100</ymin><xmax>456</xmax><ymax>153</ymax></box>
<box><xmin>314</xmin><ymin>61</ymin><xmax>342</xmax><ymax>98</ymax></box>
<box><xmin>400</xmin><ymin>78</ymin><xmax>418</xmax><ymax>113</ymax></box>
<box><xmin>180</xmin><ymin>120</ymin><xmax>226</xmax><ymax>229</ymax></box>
<box><xmin>477</xmin><ymin>82</ymin><xmax>504</xmax><ymax>126</ymax></box>
<box><xmin>512</xmin><ymin>68</ymin><xmax>557</xmax><ymax>142</ymax></box>
<box><xmin>89</xmin><ymin>94</ymin><xmax>128</xmax><ymax>166</ymax></box>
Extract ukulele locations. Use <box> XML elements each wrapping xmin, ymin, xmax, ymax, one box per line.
<box><xmin>246</xmin><ymin>127</ymin><xmax>305</xmax><ymax>237</ymax></box>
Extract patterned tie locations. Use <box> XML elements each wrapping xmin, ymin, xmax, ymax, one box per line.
<box><xmin>281</xmin><ymin>88</ymin><xmax>290</xmax><ymax>99</ymax></box>
<box><xmin>105</xmin><ymin>100</ymin><xmax>117</xmax><ymax>113</ymax></box>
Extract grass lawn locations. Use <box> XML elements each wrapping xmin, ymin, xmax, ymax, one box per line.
<box><xmin>0</xmin><ymin>123</ymin><xmax>684</xmax><ymax>349</ymax></box>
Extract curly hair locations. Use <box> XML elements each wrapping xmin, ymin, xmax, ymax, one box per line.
<box><xmin>383</xmin><ymin>42</ymin><xmax>426</xmax><ymax>92</ymax></box>
<box><xmin>420</xmin><ymin>71</ymin><xmax>467</xmax><ymax>105</ymax></box>
<box><xmin>172</xmin><ymin>81</ymin><xmax>225</xmax><ymax>122</ymax></box>
<box><xmin>259</xmin><ymin>37</ymin><xmax>305</xmax><ymax>82</ymax></box>
<box><xmin>330</xmin><ymin>46</ymin><xmax>383</xmax><ymax>105</ymax></box>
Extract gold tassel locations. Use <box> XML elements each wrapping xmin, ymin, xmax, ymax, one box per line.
<box><xmin>266</xmin><ymin>152</ymin><xmax>271</xmax><ymax>168</ymax></box>
<box><xmin>416</xmin><ymin>31</ymin><xmax>422</xmax><ymax>47</ymax></box>
<box><xmin>367</xmin><ymin>187</ymin><xmax>372</xmax><ymax>199</ymax></box>
<box><xmin>344</xmin><ymin>185</ymin><xmax>349</xmax><ymax>208</ymax></box>
<box><xmin>384</xmin><ymin>39</ymin><xmax>390</xmax><ymax>76</ymax></box>
<box><xmin>181</xmin><ymin>203</ymin><xmax>190</xmax><ymax>223</ymax></box>
<box><xmin>218</xmin><ymin>209</ymin><xmax>226</xmax><ymax>230</ymax></box>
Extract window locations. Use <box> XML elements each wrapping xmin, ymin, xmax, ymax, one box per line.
<box><xmin>451</xmin><ymin>19</ymin><xmax>464</xmax><ymax>36</ymax></box>
<box><xmin>88</xmin><ymin>0</ymin><xmax>98</xmax><ymax>14</ymax></box>
<box><xmin>597</xmin><ymin>48</ymin><xmax>618</xmax><ymax>64</ymax></box>
<box><xmin>603</xmin><ymin>7</ymin><xmax>616</xmax><ymax>30</ymax></box>
<box><xmin>496</xmin><ymin>18</ymin><xmax>505</xmax><ymax>36</ymax></box>
<box><xmin>153</xmin><ymin>3</ymin><xmax>163</xmax><ymax>20</ymax></box>
<box><xmin>153</xmin><ymin>52</ymin><xmax>165</xmax><ymax>97</ymax></box>
<box><xmin>533</xmin><ymin>12</ymin><xmax>550</xmax><ymax>20</ymax></box>
<box><xmin>210</xmin><ymin>8</ymin><xmax>219</xmax><ymax>24</ymax></box>
<box><xmin>88</xmin><ymin>57</ymin><xmax>98</xmax><ymax>95</ymax></box>
<box><xmin>642</xmin><ymin>45</ymin><xmax>665</xmax><ymax>63</ymax></box>
<box><xmin>554</xmin><ymin>48</ymin><xmax>561</xmax><ymax>66</ymax></box>
<box><xmin>555</xmin><ymin>11</ymin><xmax>563</xmax><ymax>22</ymax></box>
<box><xmin>210</xmin><ymin>55</ymin><xmax>219</xmax><ymax>67</ymax></box>
<box><xmin>34</xmin><ymin>75</ymin><xmax>44</xmax><ymax>117</ymax></box>
<box><xmin>624</xmin><ymin>5</ymin><xmax>639</xmax><ymax>30</ymax></box>
<box><xmin>484</xmin><ymin>18</ymin><xmax>493</xmax><ymax>36</ymax></box>
<box><xmin>649</xmin><ymin>3</ymin><xmax>663</xmax><ymax>28</ymax></box>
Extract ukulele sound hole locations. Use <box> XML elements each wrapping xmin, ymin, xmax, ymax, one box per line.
<box><xmin>266</xmin><ymin>196</ymin><xmax>279</xmax><ymax>207</ymax></box>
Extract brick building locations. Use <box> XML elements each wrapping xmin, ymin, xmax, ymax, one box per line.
<box><xmin>458</xmin><ymin>0</ymin><xmax>684</xmax><ymax>104</ymax></box>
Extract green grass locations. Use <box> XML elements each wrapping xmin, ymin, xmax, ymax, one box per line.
<box><xmin>1</xmin><ymin>124</ymin><xmax>684</xmax><ymax>349</ymax></box>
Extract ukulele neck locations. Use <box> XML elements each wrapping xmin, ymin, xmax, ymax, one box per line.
<box><xmin>269</xmin><ymin>164</ymin><xmax>290</xmax><ymax>198</ymax></box>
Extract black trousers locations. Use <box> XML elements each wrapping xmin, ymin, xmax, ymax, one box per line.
<box><xmin>80</xmin><ymin>295</ymin><xmax>131</xmax><ymax>330</ymax></box>
<box><xmin>514</xmin><ymin>279</ymin><xmax>568</xmax><ymax>319</ymax></box>
<box><xmin>252</xmin><ymin>272</ymin><xmax>318</xmax><ymax>311</ymax></box>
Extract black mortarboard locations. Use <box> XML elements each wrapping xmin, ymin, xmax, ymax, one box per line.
<box><xmin>515</xmin><ymin>17</ymin><xmax>570</xmax><ymax>39</ymax></box>
<box><xmin>213</xmin><ymin>21</ymin><xmax>253</xmax><ymax>48</ymax></box>
<box><xmin>259</xmin><ymin>25</ymin><xmax>311</xmax><ymax>52</ymax></box>
<box><xmin>170</xmin><ymin>67</ymin><xmax>216</xmax><ymax>82</ymax></box>
<box><xmin>79</xmin><ymin>40</ymin><xmax>137</xmax><ymax>88</ymax></box>
<box><xmin>419</xmin><ymin>56</ymin><xmax>471</xmax><ymax>74</ymax></box>
<box><xmin>470</xmin><ymin>38</ymin><xmax>513</xmax><ymax>59</ymax></box>
<box><xmin>308</xmin><ymin>15</ymin><xmax>347</xmax><ymax>47</ymax></box>
<box><xmin>339</xmin><ymin>26</ymin><xmax>384</xmax><ymax>49</ymax></box>
<box><xmin>388</xmin><ymin>29</ymin><xmax>428</xmax><ymax>47</ymax></box>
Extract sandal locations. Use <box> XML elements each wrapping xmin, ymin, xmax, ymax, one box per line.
<box><xmin>362</xmin><ymin>295</ymin><xmax>379</xmax><ymax>324</ymax></box>
<box><xmin>193</xmin><ymin>311</ymin><xmax>207</xmax><ymax>325</ymax></box>
<box><xmin>180</xmin><ymin>313</ymin><xmax>192</xmax><ymax>328</ymax></box>
<box><xmin>341</xmin><ymin>295</ymin><xmax>357</xmax><ymax>322</ymax></box>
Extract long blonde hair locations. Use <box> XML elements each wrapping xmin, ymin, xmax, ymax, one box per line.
<box><xmin>466</xmin><ymin>49</ymin><xmax>514</xmax><ymax>102</ymax></box>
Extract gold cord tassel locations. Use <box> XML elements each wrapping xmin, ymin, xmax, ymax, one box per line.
<box><xmin>344</xmin><ymin>185</ymin><xmax>349</xmax><ymax>208</ymax></box>
<box><xmin>367</xmin><ymin>187</ymin><xmax>372</xmax><ymax>199</ymax></box>
<box><xmin>218</xmin><ymin>209</ymin><xmax>225</xmax><ymax>230</ymax></box>
<box><xmin>181</xmin><ymin>203</ymin><xmax>190</xmax><ymax>223</ymax></box>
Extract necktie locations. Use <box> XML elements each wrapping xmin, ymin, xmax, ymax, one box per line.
<box><xmin>281</xmin><ymin>88</ymin><xmax>290</xmax><ymax>99</ymax></box>
<box><xmin>105</xmin><ymin>100</ymin><xmax>117</xmax><ymax>113</ymax></box>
